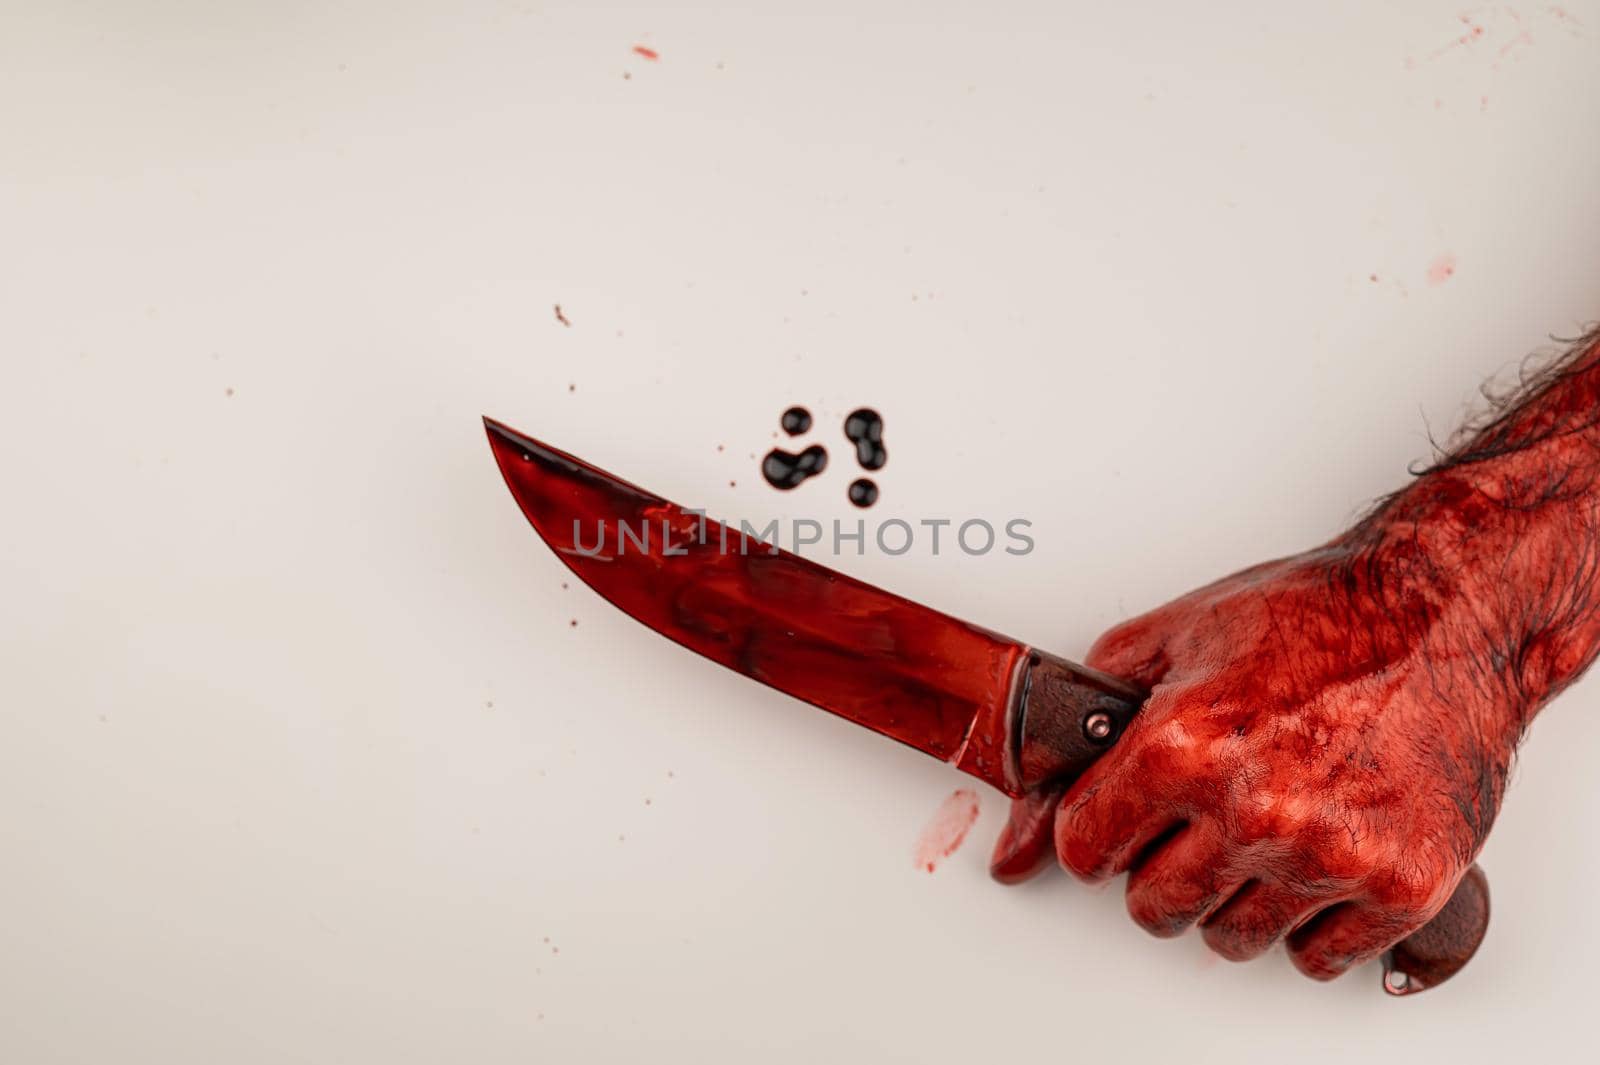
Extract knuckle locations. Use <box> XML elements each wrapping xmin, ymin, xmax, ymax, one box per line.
<box><xmin>1371</xmin><ymin>871</ymin><xmax>1440</xmax><ymax>918</ymax></box>
<box><xmin>1131</xmin><ymin>719</ymin><xmax>1206</xmax><ymax>783</ymax></box>
<box><xmin>1310</xmin><ymin>827</ymin><xmax>1377</xmax><ymax>884</ymax></box>
<box><xmin>1278</xmin><ymin>822</ymin><xmax>1376</xmax><ymax>894</ymax></box>
<box><xmin>1231</xmin><ymin>803</ymin><xmax>1274</xmax><ymax>843</ymax></box>
<box><xmin>1145</xmin><ymin>713</ymin><xmax>1192</xmax><ymax>747</ymax></box>
<box><xmin>1232</xmin><ymin>789</ymin><xmax>1309</xmax><ymax>846</ymax></box>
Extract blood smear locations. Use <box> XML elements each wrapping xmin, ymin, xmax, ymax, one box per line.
<box><xmin>1426</xmin><ymin>253</ymin><xmax>1457</xmax><ymax>286</ymax></box>
<box><xmin>913</xmin><ymin>789</ymin><xmax>981</xmax><ymax>873</ymax></box>
<box><xmin>633</xmin><ymin>45</ymin><xmax>659</xmax><ymax>60</ymax></box>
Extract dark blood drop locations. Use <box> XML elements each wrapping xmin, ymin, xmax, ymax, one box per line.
<box><xmin>844</xmin><ymin>408</ymin><xmax>886</xmax><ymax>470</ymax></box>
<box><xmin>781</xmin><ymin>406</ymin><xmax>813</xmax><ymax>435</ymax></box>
<box><xmin>848</xmin><ymin>478</ymin><xmax>879</xmax><ymax>508</ymax></box>
<box><xmin>762</xmin><ymin>444</ymin><xmax>828</xmax><ymax>490</ymax></box>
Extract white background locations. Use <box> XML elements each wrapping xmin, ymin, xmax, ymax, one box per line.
<box><xmin>4</xmin><ymin>2</ymin><xmax>1599</xmax><ymax>1061</ymax></box>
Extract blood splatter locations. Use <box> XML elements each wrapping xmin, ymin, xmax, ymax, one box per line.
<box><xmin>761</xmin><ymin>444</ymin><xmax>828</xmax><ymax>489</ymax></box>
<box><xmin>554</xmin><ymin>304</ymin><xmax>571</xmax><ymax>327</ymax></box>
<box><xmin>781</xmin><ymin>406</ymin><xmax>813</xmax><ymax>435</ymax></box>
<box><xmin>633</xmin><ymin>45</ymin><xmax>659</xmax><ymax>60</ymax></box>
<box><xmin>913</xmin><ymin>789</ymin><xmax>981</xmax><ymax>874</ymax></box>
<box><xmin>844</xmin><ymin>408</ymin><xmax>886</xmax><ymax>470</ymax></box>
<box><xmin>1427</xmin><ymin>253</ymin><xmax>1457</xmax><ymax>286</ymax></box>
<box><xmin>848</xmin><ymin>478</ymin><xmax>879</xmax><ymax>508</ymax></box>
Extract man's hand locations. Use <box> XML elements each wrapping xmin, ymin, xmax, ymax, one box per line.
<box><xmin>992</xmin><ymin>327</ymin><xmax>1600</xmax><ymax>979</ymax></box>
<box><xmin>993</xmin><ymin>549</ymin><xmax>1508</xmax><ymax>979</ymax></box>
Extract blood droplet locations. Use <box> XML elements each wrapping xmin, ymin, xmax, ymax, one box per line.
<box><xmin>781</xmin><ymin>406</ymin><xmax>813</xmax><ymax>435</ymax></box>
<box><xmin>761</xmin><ymin>445</ymin><xmax>828</xmax><ymax>489</ymax></box>
<box><xmin>848</xmin><ymin>478</ymin><xmax>879</xmax><ymax>508</ymax></box>
<box><xmin>844</xmin><ymin>408</ymin><xmax>887</xmax><ymax>470</ymax></box>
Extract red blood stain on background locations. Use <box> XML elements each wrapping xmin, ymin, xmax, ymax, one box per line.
<box><xmin>1427</xmin><ymin>253</ymin><xmax>1457</xmax><ymax>286</ymax></box>
<box><xmin>913</xmin><ymin>789</ymin><xmax>980</xmax><ymax>873</ymax></box>
<box><xmin>633</xmin><ymin>45</ymin><xmax>659</xmax><ymax>60</ymax></box>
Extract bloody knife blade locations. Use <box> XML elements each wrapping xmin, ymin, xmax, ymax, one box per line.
<box><xmin>482</xmin><ymin>417</ymin><xmax>1489</xmax><ymax>995</ymax></box>
<box><xmin>482</xmin><ymin>417</ymin><xmax>1142</xmax><ymax>798</ymax></box>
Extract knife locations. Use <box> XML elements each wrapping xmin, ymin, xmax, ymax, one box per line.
<box><xmin>483</xmin><ymin>417</ymin><xmax>1489</xmax><ymax>996</ymax></box>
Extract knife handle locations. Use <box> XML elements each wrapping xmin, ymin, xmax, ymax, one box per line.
<box><xmin>1012</xmin><ymin>650</ymin><xmax>1490</xmax><ymax>995</ymax></box>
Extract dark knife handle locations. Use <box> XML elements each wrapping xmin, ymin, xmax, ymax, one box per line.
<box><xmin>1012</xmin><ymin>650</ymin><xmax>1489</xmax><ymax>995</ymax></box>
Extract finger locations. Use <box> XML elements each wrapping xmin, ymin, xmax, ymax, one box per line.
<box><xmin>989</xmin><ymin>784</ymin><xmax>1067</xmax><ymax>885</ymax></box>
<box><xmin>1083</xmin><ymin>611</ymin><xmax>1175</xmax><ymax>689</ymax></box>
<box><xmin>1055</xmin><ymin>787</ymin><xmax>1183</xmax><ymax>884</ymax></box>
<box><xmin>1201</xmin><ymin>880</ymin><xmax>1326</xmax><ymax>962</ymax></box>
<box><xmin>1124</xmin><ymin>820</ymin><xmax>1245</xmax><ymax>939</ymax></box>
<box><xmin>1286</xmin><ymin>902</ymin><xmax>1413</xmax><ymax>981</ymax></box>
<box><xmin>1051</xmin><ymin>687</ymin><xmax>1198</xmax><ymax>882</ymax></box>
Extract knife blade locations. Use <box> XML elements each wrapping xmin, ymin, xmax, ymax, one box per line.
<box><xmin>482</xmin><ymin>416</ymin><xmax>1141</xmax><ymax>797</ymax></box>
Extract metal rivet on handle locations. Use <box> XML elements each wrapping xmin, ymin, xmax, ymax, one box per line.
<box><xmin>1084</xmin><ymin>712</ymin><xmax>1114</xmax><ymax>742</ymax></box>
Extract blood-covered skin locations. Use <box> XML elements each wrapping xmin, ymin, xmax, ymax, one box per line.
<box><xmin>993</xmin><ymin>328</ymin><xmax>1600</xmax><ymax>979</ymax></box>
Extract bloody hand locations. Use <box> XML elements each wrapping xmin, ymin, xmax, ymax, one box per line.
<box><xmin>992</xmin><ymin>328</ymin><xmax>1600</xmax><ymax>980</ymax></box>
<box><xmin>994</xmin><ymin>550</ymin><xmax>1510</xmax><ymax>980</ymax></box>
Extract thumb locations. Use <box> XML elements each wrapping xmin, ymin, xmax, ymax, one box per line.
<box><xmin>989</xmin><ymin>783</ymin><xmax>1068</xmax><ymax>884</ymax></box>
<box><xmin>1084</xmin><ymin>612</ymin><xmax>1174</xmax><ymax>690</ymax></box>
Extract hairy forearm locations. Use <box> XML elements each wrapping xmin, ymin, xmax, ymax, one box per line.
<box><xmin>1353</xmin><ymin>327</ymin><xmax>1600</xmax><ymax>744</ymax></box>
